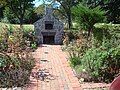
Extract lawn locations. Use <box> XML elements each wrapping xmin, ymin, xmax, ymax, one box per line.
<box><xmin>0</xmin><ymin>22</ymin><xmax>34</xmax><ymax>32</ymax></box>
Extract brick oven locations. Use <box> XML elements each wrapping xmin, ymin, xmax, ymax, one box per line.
<box><xmin>34</xmin><ymin>7</ymin><xmax>64</xmax><ymax>44</ymax></box>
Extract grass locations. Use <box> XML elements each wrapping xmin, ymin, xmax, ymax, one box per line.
<box><xmin>0</xmin><ymin>22</ymin><xmax>34</xmax><ymax>32</ymax></box>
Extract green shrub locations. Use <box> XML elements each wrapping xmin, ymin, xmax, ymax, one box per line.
<box><xmin>77</xmin><ymin>37</ymin><xmax>120</xmax><ymax>83</ymax></box>
<box><xmin>31</xmin><ymin>42</ymin><xmax>37</xmax><ymax>49</ymax></box>
<box><xmin>67</xmin><ymin>23</ymin><xmax>120</xmax><ymax>83</ymax></box>
<box><xmin>94</xmin><ymin>23</ymin><xmax>120</xmax><ymax>42</ymax></box>
<box><xmin>1</xmin><ymin>17</ymin><xmax>10</xmax><ymax>23</ymax></box>
<box><xmin>0</xmin><ymin>23</ymin><xmax>37</xmax><ymax>52</ymax></box>
<box><xmin>70</xmin><ymin>56</ymin><xmax>81</xmax><ymax>68</ymax></box>
<box><xmin>0</xmin><ymin>25</ymin><xmax>9</xmax><ymax>52</ymax></box>
<box><xmin>67</xmin><ymin>34</ymin><xmax>92</xmax><ymax>68</ymax></box>
<box><xmin>0</xmin><ymin>48</ymin><xmax>35</xmax><ymax>88</ymax></box>
<box><xmin>0</xmin><ymin>25</ymin><xmax>35</xmax><ymax>88</ymax></box>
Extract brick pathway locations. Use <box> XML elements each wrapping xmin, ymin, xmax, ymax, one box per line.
<box><xmin>26</xmin><ymin>45</ymin><xmax>81</xmax><ymax>90</ymax></box>
<box><xmin>81</xmin><ymin>83</ymin><xmax>110</xmax><ymax>89</ymax></box>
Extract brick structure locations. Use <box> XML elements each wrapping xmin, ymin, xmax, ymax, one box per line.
<box><xmin>34</xmin><ymin>7</ymin><xmax>64</xmax><ymax>44</ymax></box>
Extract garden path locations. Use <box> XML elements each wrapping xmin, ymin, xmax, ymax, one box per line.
<box><xmin>26</xmin><ymin>44</ymin><xmax>81</xmax><ymax>90</ymax></box>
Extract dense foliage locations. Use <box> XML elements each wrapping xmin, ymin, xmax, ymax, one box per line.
<box><xmin>81</xmin><ymin>41</ymin><xmax>120</xmax><ymax>82</ymax></box>
<box><xmin>0</xmin><ymin>24</ymin><xmax>36</xmax><ymax>88</ymax></box>
<box><xmin>66</xmin><ymin>23</ymin><xmax>120</xmax><ymax>83</ymax></box>
<box><xmin>0</xmin><ymin>0</ymin><xmax>35</xmax><ymax>25</ymax></box>
<box><xmin>79</xmin><ymin>0</ymin><xmax>120</xmax><ymax>23</ymax></box>
<box><xmin>94</xmin><ymin>23</ymin><xmax>120</xmax><ymax>42</ymax></box>
<box><xmin>102</xmin><ymin>0</ymin><xmax>120</xmax><ymax>23</ymax></box>
<box><xmin>72</xmin><ymin>4</ymin><xmax>105</xmax><ymax>36</ymax></box>
<box><xmin>52</xmin><ymin>0</ymin><xmax>80</xmax><ymax>29</ymax></box>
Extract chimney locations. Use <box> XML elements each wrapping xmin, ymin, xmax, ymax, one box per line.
<box><xmin>45</xmin><ymin>6</ymin><xmax>53</xmax><ymax>15</ymax></box>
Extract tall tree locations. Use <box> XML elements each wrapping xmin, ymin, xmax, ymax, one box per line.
<box><xmin>72</xmin><ymin>4</ymin><xmax>105</xmax><ymax>37</ymax></box>
<box><xmin>79</xmin><ymin>0</ymin><xmax>108</xmax><ymax>8</ymax></box>
<box><xmin>34</xmin><ymin>4</ymin><xmax>45</xmax><ymax>17</ymax></box>
<box><xmin>0</xmin><ymin>6</ymin><xmax>4</xmax><ymax>19</ymax></box>
<box><xmin>0</xmin><ymin>0</ymin><xmax>6</xmax><ymax>19</ymax></box>
<box><xmin>3</xmin><ymin>6</ymin><xmax>37</xmax><ymax>24</ymax></box>
<box><xmin>4</xmin><ymin>0</ymin><xmax>35</xmax><ymax>26</ymax></box>
<box><xmin>80</xmin><ymin>0</ymin><xmax>120</xmax><ymax>23</ymax></box>
<box><xmin>103</xmin><ymin>0</ymin><xmax>120</xmax><ymax>23</ymax></box>
<box><xmin>53</xmin><ymin>0</ymin><xmax>80</xmax><ymax>29</ymax></box>
<box><xmin>0</xmin><ymin>0</ymin><xmax>6</xmax><ymax>6</ymax></box>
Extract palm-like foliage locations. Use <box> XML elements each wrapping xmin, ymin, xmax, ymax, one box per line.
<box><xmin>72</xmin><ymin>4</ymin><xmax>105</xmax><ymax>36</ymax></box>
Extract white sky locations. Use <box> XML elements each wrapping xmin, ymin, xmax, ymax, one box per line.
<box><xmin>33</xmin><ymin>0</ymin><xmax>60</xmax><ymax>8</ymax></box>
<box><xmin>33</xmin><ymin>0</ymin><xmax>43</xmax><ymax>7</ymax></box>
<box><xmin>33</xmin><ymin>0</ymin><xmax>53</xmax><ymax>7</ymax></box>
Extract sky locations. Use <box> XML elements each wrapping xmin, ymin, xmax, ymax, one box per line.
<box><xmin>33</xmin><ymin>0</ymin><xmax>43</xmax><ymax>7</ymax></box>
<box><xmin>33</xmin><ymin>0</ymin><xmax>53</xmax><ymax>7</ymax></box>
<box><xmin>33</xmin><ymin>0</ymin><xmax>60</xmax><ymax>8</ymax></box>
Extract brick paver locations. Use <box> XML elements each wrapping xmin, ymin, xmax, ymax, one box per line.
<box><xmin>81</xmin><ymin>83</ymin><xmax>110</xmax><ymax>89</ymax></box>
<box><xmin>26</xmin><ymin>45</ymin><xmax>81</xmax><ymax>90</ymax></box>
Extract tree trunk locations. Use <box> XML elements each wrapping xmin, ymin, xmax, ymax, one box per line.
<box><xmin>0</xmin><ymin>7</ymin><xmax>4</xmax><ymax>18</ymax></box>
<box><xmin>19</xmin><ymin>17</ymin><xmax>23</xmax><ymax>28</ymax></box>
<box><xmin>88</xmin><ymin>28</ymin><xmax>92</xmax><ymax>37</ymax></box>
<box><xmin>67</xmin><ymin>11</ymin><xmax>72</xmax><ymax>29</ymax></box>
